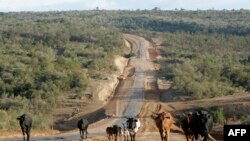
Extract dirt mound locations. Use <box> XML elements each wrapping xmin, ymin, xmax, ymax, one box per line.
<box><xmin>114</xmin><ymin>55</ymin><xmax>128</xmax><ymax>74</ymax></box>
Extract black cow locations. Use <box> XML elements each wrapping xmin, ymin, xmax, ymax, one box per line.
<box><xmin>106</xmin><ymin>126</ymin><xmax>114</xmax><ymax>140</ymax></box>
<box><xmin>77</xmin><ymin>118</ymin><xmax>89</xmax><ymax>139</ymax></box>
<box><xmin>17</xmin><ymin>114</ymin><xmax>32</xmax><ymax>141</ymax></box>
<box><xmin>181</xmin><ymin>112</ymin><xmax>194</xmax><ymax>141</ymax></box>
<box><xmin>181</xmin><ymin>110</ymin><xmax>215</xmax><ymax>141</ymax></box>
<box><xmin>126</xmin><ymin>117</ymin><xmax>141</xmax><ymax>141</ymax></box>
<box><xmin>112</xmin><ymin>125</ymin><xmax>120</xmax><ymax>141</ymax></box>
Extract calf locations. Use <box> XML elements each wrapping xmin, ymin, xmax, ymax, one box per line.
<box><xmin>126</xmin><ymin>117</ymin><xmax>141</xmax><ymax>141</ymax></box>
<box><xmin>113</xmin><ymin>125</ymin><xmax>120</xmax><ymax>141</ymax></box>
<box><xmin>77</xmin><ymin>118</ymin><xmax>89</xmax><ymax>139</ymax></box>
<box><xmin>152</xmin><ymin>112</ymin><xmax>174</xmax><ymax>141</ymax></box>
<box><xmin>17</xmin><ymin>114</ymin><xmax>32</xmax><ymax>141</ymax></box>
<box><xmin>106</xmin><ymin>126</ymin><xmax>114</xmax><ymax>140</ymax></box>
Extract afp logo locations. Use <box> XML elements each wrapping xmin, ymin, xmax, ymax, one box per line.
<box><xmin>224</xmin><ymin>125</ymin><xmax>250</xmax><ymax>141</ymax></box>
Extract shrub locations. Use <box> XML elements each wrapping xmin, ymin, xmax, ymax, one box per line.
<box><xmin>210</xmin><ymin>106</ymin><xmax>225</xmax><ymax>124</ymax></box>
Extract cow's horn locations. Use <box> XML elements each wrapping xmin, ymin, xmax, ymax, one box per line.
<box><xmin>208</xmin><ymin>134</ymin><xmax>216</xmax><ymax>141</ymax></box>
<box><xmin>152</xmin><ymin>111</ymin><xmax>159</xmax><ymax>115</ymax></box>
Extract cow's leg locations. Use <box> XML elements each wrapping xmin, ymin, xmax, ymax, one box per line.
<box><xmin>81</xmin><ymin>130</ymin><xmax>84</xmax><ymax>139</ymax></box>
<box><xmin>192</xmin><ymin>135</ymin><xmax>196</xmax><ymax>141</ymax></box>
<box><xmin>124</xmin><ymin>135</ymin><xmax>127</xmax><ymax>141</ymax></box>
<box><xmin>79</xmin><ymin>129</ymin><xmax>81</xmax><ymax>139</ymax></box>
<box><xmin>26</xmin><ymin>131</ymin><xmax>30</xmax><ymax>141</ymax></box>
<box><xmin>81</xmin><ymin>129</ymin><xmax>82</xmax><ymax>139</ymax></box>
<box><xmin>162</xmin><ymin>132</ymin><xmax>166</xmax><ymax>141</ymax></box>
<box><xmin>83</xmin><ymin>129</ymin><xmax>85</xmax><ymax>139</ymax></box>
<box><xmin>194</xmin><ymin>134</ymin><xmax>199</xmax><ymax>140</ymax></box>
<box><xmin>85</xmin><ymin>129</ymin><xmax>88</xmax><ymax>139</ymax></box>
<box><xmin>21</xmin><ymin>127</ymin><xmax>26</xmax><ymax>141</ymax></box>
<box><xmin>158</xmin><ymin>129</ymin><xmax>164</xmax><ymax>141</ymax></box>
<box><xmin>162</xmin><ymin>131</ymin><xmax>166</xmax><ymax>141</ymax></box>
<box><xmin>184</xmin><ymin>132</ymin><xmax>190</xmax><ymax>141</ymax></box>
<box><xmin>167</xmin><ymin>130</ymin><xmax>170</xmax><ymax>141</ymax></box>
<box><xmin>130</xmin><ymin>133</ymin><xmax>133</xmax><ymax>141</ymax></box>
<box><xmin>185</xmin><ymin>134</ymin><xmax>189</xmax><ymax>141</ymax></box>
<box><xmin>26</xmin><ymin>127</ymin><xmax>30</xmax><ymax>141</ymax></box>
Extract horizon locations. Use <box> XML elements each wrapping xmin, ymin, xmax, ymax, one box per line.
<box><xmin>0</xmin><ymin>0</ymin><xmax>249</xmax><ymax>12</ymax></box>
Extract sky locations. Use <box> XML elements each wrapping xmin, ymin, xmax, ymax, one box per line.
<box><xmin>0</xmin><ymin>0</ymin><xmax>249</xmax><ymax>12</ymax></box>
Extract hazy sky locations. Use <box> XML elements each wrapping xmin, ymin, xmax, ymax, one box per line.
<box><xmin>0</xmin><ymin>0</ymin><xmax>249</xmax><ymax>12</ymax></box>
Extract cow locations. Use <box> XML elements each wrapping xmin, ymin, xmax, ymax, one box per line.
<box><xmin>152</xmin><ymin>112</ymin><xmax>174</xmax><ymax>141</ymax></box>
<box><xmin>122</xmin><ymin>123</ymin><xmax>130</xmax><ymax>141</ymax></box>
<box><xmin>17</xmin><ymin>114</ymin><xmax>32</xmax><ymax>141</ymax></box>
<box><xmin>112</xmin><ymin>124</ymin><xmax>120</xmax><ymax>141</ymax></box>
<box><xmin>191</xmin><ymin>111</ymin><xmax>214</xmax><ymax>141</ymax></box>
<box><xmin>77</xmin><ymin>118</ymin><xmax>89</xmax><ymax>139</ymax></box>
<box><xmin>181</xmin><ymin>112</ymin><xmax>194</xmax><ymax>141</ymax></box>
<box><xmin>106</xmin><ymin>126</ymin><xmax>114</xmax><ymax>140</ymax></box>
<box><xmin>181</xmin><ymin>110</ymin><xmax>215</xmax><ymax>141</ymax></box>
<box><xmin>126</xmin><ymin>117</ymin><xmax>141</xmax><ymax>141</ymax></box>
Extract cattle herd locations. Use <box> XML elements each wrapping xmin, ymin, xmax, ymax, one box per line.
<box><xmin>106</xmin><ymin>117</ymin><xmax>141</xmax><ymax>141</ymax></box>
<box><xmin>17</xmin><ymin>110</ymin><xmax>216</xmax><ymax>141</ymax></box>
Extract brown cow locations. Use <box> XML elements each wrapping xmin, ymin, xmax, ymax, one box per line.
<box><xmin>152</xmin><ymin>112</ymin><xmax>174</xmax><ymax>141</ymax></box>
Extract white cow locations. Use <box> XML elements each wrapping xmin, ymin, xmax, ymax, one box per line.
<box><xmin>126</xmin><ymin>117</ymin><xmax>141</xmax><ymax>141</ymax></box>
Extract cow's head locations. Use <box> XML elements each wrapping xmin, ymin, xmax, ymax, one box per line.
<box><xmin>126</xmin><ymin>117</ymin><xmax>138</xmax><ymax>129</ymax></box>
<box><xmin>152</xmin><ymin>112</ymin><xmax>172</xmax><ymax>120</ymax></box>
<box><xmin>196</xmin><ymin>111</ymin><xmax>213</xmax><ymax>135</ymax></box>
<box><xmin>17</xmin><ymin>114</ymin><xmax>26</xmax><ymax>121</ymax></box>
<box><xmin>182</xmin><ymin>112</ymin><xmax>193</xmax><ymax>123</ymax></box>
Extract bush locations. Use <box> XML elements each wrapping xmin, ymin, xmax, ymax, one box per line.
<box><xmin>0</xmin><ymin>110</ymin><xmax>9</xmax><ymax>129</ymax></box>
<box><xmin>210</xmin><ymin>107</ymin><xmax>225</xmax><ymax>124</ymax></box>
